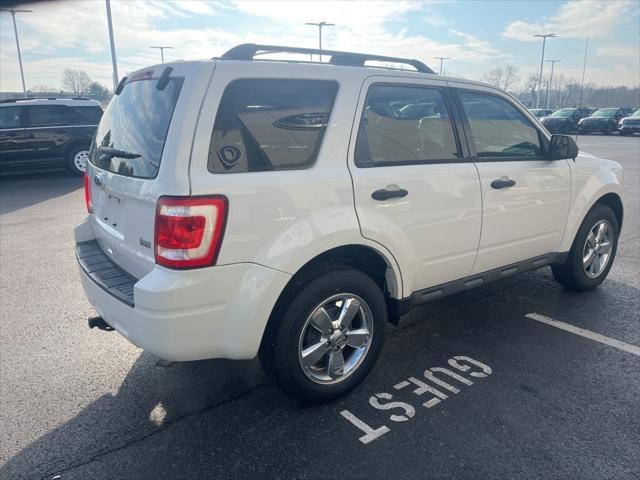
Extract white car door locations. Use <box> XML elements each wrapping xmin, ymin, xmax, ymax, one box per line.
<box><xmin>450</xmin><ymin>83</ymin><xmax>572</xmax><ymax>274</ymax></box>
<box><xmin>348</xmin><ymin>76</ymin><xmax>482</xmax><ymax>295</ymax></box>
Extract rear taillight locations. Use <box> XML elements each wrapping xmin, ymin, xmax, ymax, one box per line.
<box><xmin>154</xmin><ymin>196</ymin><xmax>228</xmax><ymax>269</ymax></box>
<box><xmin>84</xmin><ymin>174</ymin><xmax>93</xmax><ymax>214</ymax></box>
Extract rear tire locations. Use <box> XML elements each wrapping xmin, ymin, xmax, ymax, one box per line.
<box><xmin>552</xmin><ymin>204</ymin><xmax>619</xmax><ymax>291</ymax></box>
<box><xmin>67</xmin><ymin>145</ymin><xmax>90</xmax><ymax>176</ymax></box>
<box><xmin>259</xmin><ymin>266</ymin><xmax>386</xmax><ymax>403</ymax></box>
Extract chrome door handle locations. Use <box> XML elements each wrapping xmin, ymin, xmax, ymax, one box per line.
<box><xmin>491</xmin><ymin>177</ymin><xmax>516</xmax><ymax>189</ymax></box>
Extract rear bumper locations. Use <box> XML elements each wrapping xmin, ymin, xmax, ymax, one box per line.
<box><xmin>75</xmin><ymin>217</ymin><xmax>291</xmax><ymax>361</ymax></box>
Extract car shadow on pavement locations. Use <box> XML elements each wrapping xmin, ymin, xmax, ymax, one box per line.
<box><xmin>0</xmin><ymin>352</ymin><xmax>269</xmax><ymax>480</ymax></box>
<box><xmin>0</xmin><ymin>172</ymin><xmax>82</xmax><ymax>215</ymax></box>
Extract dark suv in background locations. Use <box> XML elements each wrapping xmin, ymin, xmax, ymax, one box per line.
<box><xmin>539</xmin><ymin>107</ymin><xmax>592</xmax><ymax>133</ymax></box>
<box><xmin>618</xmin><ymin>109</ymin><xmax>640</xmax><ymax>135</ymax></box>
<box><xmin>578</xmin><ymin>108</ymin><xmax>633</xmax><ymax>135</ymax></box>
<box><xmin>0</xmin><ymin>98</ymin><xmax>103</xmax><ymax>175</ymax></box>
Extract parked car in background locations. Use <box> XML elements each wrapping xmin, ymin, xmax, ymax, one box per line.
<box><xmin>617</xmin><ymin>109</ymin><xmax>640</xmax><ymax>136</ymax></box>
<box><xmin>540</xmin><ymin>107</ymin><xmax>592</xmax><ymax>133</ymax></box>
<box><xmin>0</xmin><ymin>98</ymin><xmax>103</xmax><ymax>175</ymax></box>
<box><xmin>578</xmin><ymin>108</ymin><xmax>633</xmax><ymax>135</ymax></box>
<box><xmin>528</xmin><ymin>108</ymin><xmax>553</xmax><ymax>118</ymax></box>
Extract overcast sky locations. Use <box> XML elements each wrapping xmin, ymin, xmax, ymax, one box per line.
<box><xmin>1</xmin><ymin>0</ymin><xmax>638</xmax><ymax>92</ymax></box>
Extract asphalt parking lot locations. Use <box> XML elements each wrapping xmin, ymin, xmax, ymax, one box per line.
<box><xmin>1</xmin><ymin>135</ymin><xmax>638</xmax><ymax>480</ymax></box>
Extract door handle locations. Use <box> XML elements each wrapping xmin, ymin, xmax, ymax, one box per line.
<box><xmin>491</xmin><ymin>177</ymin><xmax>516</xmax><ymax>190</ymax></box>
<box><xmin>371</xmin><ymin>186</ymin><xmax>408</xmax><ymax>201</ymax></box>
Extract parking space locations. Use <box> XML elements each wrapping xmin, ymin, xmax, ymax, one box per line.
<box><xmin>1</xmin><ymin>135</ymin><xmax>638</xmax><ymax>480</ymax></box>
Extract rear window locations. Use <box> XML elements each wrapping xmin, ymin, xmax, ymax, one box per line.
<box><xmin>208</xmin><ymin>79</ymin><xmax>338</xmax><ymax>173</ymax></box>
<box><xmin>89</xmin><ymin>77</ymin><xmax>183</xmax><ymax>178</ymax></box>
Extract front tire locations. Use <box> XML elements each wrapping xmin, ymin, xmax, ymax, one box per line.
<box><xmin>552</xmin><ymin>204</ymin><xmax>619</xmax><ymax>291</ymax></box>
<box><xmin>66</xmin><ymin>145</ymin><xmax>90</xmax><ymax>176</ymax></box>
<box><xmin>259</xmin><ymin>267</ymin><xmax>386</xmax><ymax>403</ymax></box>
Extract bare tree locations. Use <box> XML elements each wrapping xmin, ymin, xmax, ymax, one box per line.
<box><xmin>483</xmin><ymin>65</ymin><xmax>521</xmax><ymax>92</ymax></box>
<box><xmin>62</xmin><ymin>69</ymin><xmax>92</xmax><ymax>95</ymax></box>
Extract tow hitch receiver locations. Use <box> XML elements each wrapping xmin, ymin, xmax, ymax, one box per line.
<box><xmin>88</xmin><ymin>316</ymin><xmax>115</xmax><ymax>331</ymax></box>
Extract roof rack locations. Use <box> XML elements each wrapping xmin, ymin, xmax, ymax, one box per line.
<box><xmin>220</xmin><ymin>43</ymin><xmax>435</xmax><ymax>74</ymax></box>
<box><xmin>0</xmin><ymin>96</ymin><xmax>94</xmax><ymax>104</ymax></box>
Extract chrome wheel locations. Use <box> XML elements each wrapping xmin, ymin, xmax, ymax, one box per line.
<box><xmin>298</xmin><ymin>293</ymin><xmax>373</xmax><ymax>385</ymax></box>
<box><xmin>583</xmin><ymin>220</ymin><xmax>613</xmax><ymax>278</ymax></box>
<box><xmin>73</xmin><ymin>150</ymin><xmax>89</xmax><ymax>173</ymax></box>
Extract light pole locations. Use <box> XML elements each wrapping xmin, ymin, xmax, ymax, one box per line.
<box><xmin>433</xmin><ymin>57</ymin><xmax>451</xmax><ymax>75</ymax></box>
<box><xmin>105</xmin><ymin>0</ymin><xmax>119</xmax><ymax>92</ymax></box>
<box><xmin>150</xmin><ymin>46</ymin><xmax>173</xmax><ymax>63</ymax></box>
<box><xmin>545</xmin><ymin>59</ymin><xmax>560</xmax><ymax>109</ymax></box>
<box><xmin>305</xmin><ymin>21</ymin><xmax>335</xmax><ymax>62</ymax></box>
<box><xmin>0</xmin><ymin>8</ymin><xmax>32</xmax><ymax>98</ymax></box>
<box><xmin>533</xmin><ymin>33</ymin><xmax>556</xmax><ymax>108</ymax></box>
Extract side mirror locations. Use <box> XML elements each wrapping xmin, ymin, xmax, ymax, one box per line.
<box><xmin>549</xmin><ymin>134</ymin><xmax>579</xmax><ymax>160</ymax></box>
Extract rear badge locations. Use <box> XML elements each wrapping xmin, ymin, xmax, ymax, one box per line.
<box><xmin>139</xmin><ymin>238</ymin><xmax>151</xmax><ymax>248</ymax></box>
<box><xmin>217</xmin><ymin>145</ymin><xmax>241</xmax><ymax>168</ymax></box>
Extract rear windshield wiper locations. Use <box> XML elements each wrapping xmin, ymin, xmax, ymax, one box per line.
<box><xmin>97</xmin><ymin>147</ymin><xmax>141</xmax><ymax>159</ymax></box>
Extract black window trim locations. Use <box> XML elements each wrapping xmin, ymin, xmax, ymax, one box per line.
<box><xmin>354</xmin><ymin>81</ymin><xmax>470</xmax><ymax>168</ymax></box>
<box><xmin>453</xmin><ymin>87</ymin><xmax>552</xmax><ymax>163</ymax></box>
<box><xmin>207</xmin><ymin>77</ymin><xmax>340</xmax><ymax>174</ymax></box>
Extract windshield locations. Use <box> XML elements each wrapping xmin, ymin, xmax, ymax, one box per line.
<box><xmin>90</xmin><ymin>77</ymin><xmax>183</xmax><ymax>178</ymax></box>
<box><xmin>592</xmin><ymin>108</ymin><xmax>618</xmax><ymax>118</ymax></box>
<box><xmin>631</xmin><ymin>109</ymin><xmax>640</xmax><ymax>117</ymax></box>
<box><xmin>551</xmin><ymin>109</ymin><xmax>576</xmax><ymax>118</ymax></box>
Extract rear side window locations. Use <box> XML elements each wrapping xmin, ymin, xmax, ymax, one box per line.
<box><xmin>209</xmin><ymin>79</ymin><xmax>338</xmax><ymax>173</ymax></box>
<box><xmin>460</xmin><ymin>91</ymin><xmax>542</xmax><ymax>158</ymax></box>
<box><xmin>0</xmin><ymin>107</ymin><xmax>22</xmax><ymax>129</ymax></box>
<box><xmin>90</xmin><ymin>77</ymin><xmax>183</xmax><ymax>178</ymax></box>
<box><xmin>355</xmin><ymin>85</ymin><xmax>459</xmax><ymax>166</ymax></box>
<box><xmin>68</xmin><ymin>106</ymin><xmax>103</xmax><ymax>124</ymax></box>
<box><xmin>25</xmin><ymin>106</ymin><xmax>68</xmax><ymax>127</ymax></box>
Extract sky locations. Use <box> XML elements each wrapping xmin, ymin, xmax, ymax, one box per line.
<box><xmin>0</xmin><ymin>0</ymin><xmax>638</xmax><ymax>92</ymax></box>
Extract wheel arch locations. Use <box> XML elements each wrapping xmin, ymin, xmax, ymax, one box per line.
<box><xmin>260</xmin><ymin>244</ymin><xmax>402</xmax><ymax>354</ymax></box>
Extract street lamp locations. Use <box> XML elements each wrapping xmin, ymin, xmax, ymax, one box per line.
<box><xmin>533</xmin><ymin>33</ymin><xmax>556</xmax><ymax>108</ymax></box>
<box><xmin>105</xmin><ymin>0</ymin><xmax>119</xmax><ymax>92</ymax></box>
<box><xmin>150</xmin><ymin>46</ymin><xmax>173</xmax><ymax>63</ymax></box>
<box><xmin>545</xmin><ymin>59</ymin><xmax>561</xmax><ymax>109</ymax></box>
<box><xmin>0</xmin><ymin>8</ymin><xmax>32</xmax><ymax>98</ymax></box>
<box><xmin>305</xmin><ymin>21</ymin><xmax>335</xmax><ymax>62</ymax></box>
<box><xmin>433</xmin><ymin>57</ymin><xmax>451</xmax><ymax>75</ymax></box>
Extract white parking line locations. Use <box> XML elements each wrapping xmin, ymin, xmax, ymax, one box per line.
<box><xmin>525</xmin><ymin>313</ymin><xmax>640</xmax><ymax>357</ymax></box>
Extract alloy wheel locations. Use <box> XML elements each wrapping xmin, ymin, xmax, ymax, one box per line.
<box><xmin>582</xmin><ymin>220</ymin><xmax>613</xmax><ymax>278</ymax></box>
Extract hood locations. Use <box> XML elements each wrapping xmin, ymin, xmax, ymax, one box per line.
<box><xmin>581</xmin><ymin>116</ymin><xmax>612</xmax><ymax>123</ymax></box>
<box><xmin>541</xmin><ymin>117</ymin><xmax>571</xmax><ymax>123</ymax></box>
<box><xmin>620</xmin><ymin>116</ymin><xmax>639</xmax><ymax>124</ymax></box>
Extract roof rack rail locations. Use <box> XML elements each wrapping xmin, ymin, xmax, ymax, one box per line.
<box><xmin>220</xmin><ymin>43</ymin><xmax>435</xmax><ymax>74</ymax></box>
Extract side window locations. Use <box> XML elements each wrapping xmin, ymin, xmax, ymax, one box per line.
<box><xmin>0</xmin><ymin>107</ymin><xmax>22</xmax><ymax>129</ymax></box>
<box><xmin>355</xmin><ymin>85</ymin><xmax>459</xmax><ymax>166</ymax></box>
<box><xmin>208</xmin><ymin>79</ymin><xmax>338</xmax><ymax>173</ymax></box>
<box><xmin>25</xmin><ymin>106</ymin><xmax>68</xmax><ymax>128</ymax></box>
<box><xmin>69</xmin><ymin>106</ymin><xmax>103</xmax><ymax>124</ymax></box>
<box><xmin>460</xmin><ymin>91</ymin><xmax>543</xmax><ymax>158</ymax></box>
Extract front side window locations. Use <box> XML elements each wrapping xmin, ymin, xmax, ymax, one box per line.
<box><xmin>0</xmin><ymin>107</ymin><xmax>22</xmax><ymax>129</ymax></box>
<box><xmin>460</xmin><ymin>91</ymin><xmax>542</xmax><ymax>158</ymax></box>
<box><xmin>25</xmin><ymin>106</ymin><xmax>68</xmax><ymax>127</ymax></box>
<box><xmin>209</xmin><ymin>79</ymin><xmax>338</xmax><ymax>173</ymax></box>
<box><xmin>355</xmin><ymin>85</ymin><xmax>459</xmax><ymax>166</ymax></box>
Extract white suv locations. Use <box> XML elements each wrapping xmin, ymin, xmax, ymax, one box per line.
<box><xmin>76</xmin><ymin>44</ymin><xmax>624</xmax><ymax>402</ymax></box>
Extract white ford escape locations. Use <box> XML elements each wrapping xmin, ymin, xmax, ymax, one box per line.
<box><xmin>76</xmin><ymin>44</ymin><xmax>624</xmax><ymax>403</ymax></box>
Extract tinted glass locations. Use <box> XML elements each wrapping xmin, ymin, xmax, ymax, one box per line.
<box><xmin>355</xmin><ymin>85</ymin><xmax>458</xmax><ymax>166</ymax></box>
<box><xmin>90</xmin><ymin>78</ymin><xmax>183</xmax><ymax>178</ymax></box>
<box><xmin>592</xmin><ymin>108</ymin><xmax>618</xmax><ymax>117</ymax></box>
<box><xmin>69</xmin><ymin>106</ymin><xmax>103</xmax><ymax>124</ymax></box>
<box><xmin>0</xmin><ymin>107</ymin><xmax>22</xmax><ymax>129</ymax></box>
<box><xmin>26</xmin><ymin>106</ymin><xmax>68</xmax><ymax>127</ymax></box>
<box><xmin>460</xmin><ymin>91</ymin><xmax>542</xmax><ymax>158</ymax></box>
<box><xmin>551</xmin><ymin>108</ymin><xmax>576</xmax><ymax>117</ymax></box>
<box><xmin>209</xmin><ymin>79</ymin><xmax>338</xmax><ymax>173</ymax></box>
